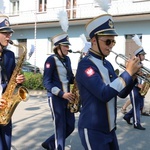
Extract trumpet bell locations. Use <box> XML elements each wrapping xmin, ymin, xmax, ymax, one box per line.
<box><xmin>111</xmin><ymin>50</ymin><xmax>150</xmax><ymax>83</ymax></box>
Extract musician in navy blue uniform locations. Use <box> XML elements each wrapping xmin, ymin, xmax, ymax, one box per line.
<box><xmin>0</xmin><ymin>14</ymin><xmax>25</xmax><ymax>150</ymax></box>
<box><xmin>42</xmin><ymin>33</ymin><xmax>75</xmax><ymax>150</ymax></box>
<box><xmin>123</xmin><ymin>48</ymin><xmax>146</xmax><ymax>130</ymax></box>
<box><xmin>76</xmin><ymin>13</ymin><xmax>142</xmax><ymax>150</ymax></box>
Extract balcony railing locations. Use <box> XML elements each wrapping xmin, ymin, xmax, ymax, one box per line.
<box><xmin>8</xmin><ymin>1</ymin><xmax>150</xmax><ymax>25</ymax></box>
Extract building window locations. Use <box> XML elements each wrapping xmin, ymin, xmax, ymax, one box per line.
<box><xmin>39</xmin><ymin>0</ymin><xmax>47</xmax><ymax>12</ymax></box>
<box><xmin>125</xmin><ymin>34</ymin><xmax>142</xmax><ymax>57</ymax></box>
<box><xmin>11</xmin><ymin>0</ymin><xmax>19</xmax><ymax>15</ymax></box>
<box><xmin>66</xmin><ymin>0</ymin><xmax>77</xmax><ymax>19</ymax></box>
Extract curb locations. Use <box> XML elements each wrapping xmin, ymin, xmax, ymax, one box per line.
<box><xmin>28</xmin><ymin>90</ymin><xmax>47</xmax><ymax>96</ymax></box>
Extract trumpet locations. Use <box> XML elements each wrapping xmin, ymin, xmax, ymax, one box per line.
<box><xmin>111</xmin><ymin>50</ymin><xmax>150</xmax><ymax>83</ymax></box>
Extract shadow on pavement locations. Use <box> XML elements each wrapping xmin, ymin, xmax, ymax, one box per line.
<box><xmin>11</xmin><ymin>91</ymin><xmax>150</xmax><ymax>150</ymax></box>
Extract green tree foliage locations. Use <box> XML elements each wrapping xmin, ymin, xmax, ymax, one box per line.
<box><xmin>22</xmin><ymin>72</ymin><xmax>45</xmax><ymax>90</ymax></box>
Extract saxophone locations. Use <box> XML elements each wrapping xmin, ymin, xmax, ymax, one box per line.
<box><xmin>139</xmin><ymin>74</ymin><xmax>150</xmax><ymax>96</ymax></box>
<box><xmin>67</xmin><ymin>49</ymin><xmax>84</xmax><ymax>113</ymax></box>
<box><xmin>67</xmin><ymin>79</ymin><xmax>80</xmax><ymax>113</ymax></box>
<box><xmin>0</xmin><ymin>40</ymin><xmax>29</xmax><ymax>126</ymax></box>
<box><xmin>139</xmin><ymin>81</ymin><xmax>150</xmax><ymax>96</ymax></box>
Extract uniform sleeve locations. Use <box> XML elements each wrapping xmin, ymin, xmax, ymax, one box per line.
<box><xmin>1</xmin><ymin>50</ymin><xmax>16</xmax><ymax>93</ymax></box>
<box><xmin>118</xmin><ymin>72</ymin><xmax>137</xmax><ymax>98</ymax></box>
<box><xmin>76</xmin><ymin>59</ymin><xmax>134</xmax><ymax>103</ymax></box>
<box><xmin>43</xmin><ymin>56</ymin><xmax>65</xmax><ymax>98</ymax></box>
<box><xmin>43</xmin><ymin>57</ymin><xmax>56</xmax><ymax>91</ymax></box>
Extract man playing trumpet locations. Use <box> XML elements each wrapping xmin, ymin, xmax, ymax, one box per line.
<box><xmin>75</xmin><ymin>12</ymin><xmax>142</xmax><ymax>150</ymax></box>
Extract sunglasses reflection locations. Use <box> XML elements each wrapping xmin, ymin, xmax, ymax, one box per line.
<box><xmin>99</xmin><ymin>38</ymin><xmax>116</xmax><ymax>46</ymax></box>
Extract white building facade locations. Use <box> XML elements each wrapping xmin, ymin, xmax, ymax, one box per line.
<box><xmin>2</xmin><ymin>0</ymin><xmax>150</xmax><ymax>73</ymax></box>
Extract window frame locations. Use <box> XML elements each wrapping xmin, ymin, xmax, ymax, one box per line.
<box><xmin>38</xmin><ymin>0</ymin><xmax>47</xmax><ymax>12</ymax></box>
<box><xmin>11</xmin><ymin>0</ymin><xmax>19</xmax><ymax>15</ymax></box>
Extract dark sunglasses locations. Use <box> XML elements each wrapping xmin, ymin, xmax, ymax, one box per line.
<box><xmin>99</xmin><ymin>38</ymin><xmax>116</xmax><ymax>46</ymax></box>
<box><xmin>1</xmin><ymin>32</ymin><xmax>12</xmax><ymax>37</ymax></box>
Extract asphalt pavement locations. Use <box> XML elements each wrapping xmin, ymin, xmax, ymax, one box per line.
<box><xmin>11</xmin><ymin>89</ymin><xmax>150</xmax><ymax>150</ymax></box>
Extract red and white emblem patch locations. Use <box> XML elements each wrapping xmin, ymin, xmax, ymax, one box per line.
<box><xmin>85</xmin><ymin>67</ymin><xmax>95</xmax><ymax>77</ymax></box>
<box><xmin>46</xmin><ymin>63</ymin><xmax>50</xmax><ymax>68</ymax></box>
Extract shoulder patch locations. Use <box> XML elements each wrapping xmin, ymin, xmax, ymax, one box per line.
<box><xmin>85</xmin><ymin>67</ymin><xmax>95</xmax><ymax>77</ymax></box>
<box><xmin>46</xmin><ymin>63</ymin><xmax>50</xmax><ymax>68</ymax></box>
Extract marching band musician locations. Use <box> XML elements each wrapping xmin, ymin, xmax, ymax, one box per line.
<box><xmin>0</xmin><ymin>14</ymin><xmax>25</xmax><ymax>150</ymax></box>
<box><xmin>42</xmin><ymin>33</ymin><xmax>75</xmax><ymax>150</ymax></box>
<box><xmin>123</xmin><ymin>48</ymin><xmax>147</xmax><ymax>130</ymax></box>
<box><xmin>75</xmin><ymin>13</ymin><xmax>142</xmax><ymax>150</ymax></box>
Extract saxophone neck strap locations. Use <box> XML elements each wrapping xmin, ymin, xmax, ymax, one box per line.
<box><xmin>0</xmin><ymin>51</ymin><xmax>8</xmax><ymax>84</ymax></box>
<box><xmin>56</xmin><ymin>54</ymin><xmax>72</xmax><ymax>84</ymax></box>
<box><xmin>56</xmin><ymin>54</ymin><xmax>69</xmax><ymax>72</ymax></box>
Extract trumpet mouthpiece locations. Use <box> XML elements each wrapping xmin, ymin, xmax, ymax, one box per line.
<box><xmin>68</xmin><ymin>50</ymin><xmax>72</xmax><ymax>53</ymax></box>
<box><xmin>9</xmin><ymin>40</ymin><xmax>13</xmax><ymax>45</ymax></box>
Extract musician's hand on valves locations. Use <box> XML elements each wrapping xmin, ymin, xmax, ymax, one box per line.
<box><xmin>126</xmin><ymin>56</ymin><xmax>142</xmax><ymax>76</ymax></box>
<box><xmin>63</xmin><ymin>92</ymin><xmax>75</xmax><ymax>103</ymax></box>
<box><xmin>16</xmin><ymin>74</ymin><xmax>25</xmax><ymax>84</ymax></box>
<box><xmin>0</xmin><ymin>98</ymin><xmax>7</xmax><ymax>110</ymax></box>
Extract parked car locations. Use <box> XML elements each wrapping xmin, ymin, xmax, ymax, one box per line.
<box><xmin>15</xmin><ymin>58</ymin><xmax>41</xmax><ymax>73</ymax></box>
<box><xmin>22</xmin><ymin>61</ymin><xmax>41</xmax><ymax>73</ymax></box>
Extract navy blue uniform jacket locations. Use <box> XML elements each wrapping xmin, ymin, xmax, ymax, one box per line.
<box><xmin>76</xmin><ymin>50</ymin><xmax>136</xmax><ymax>133</ymax></box>
<box><xmin>43</xmin><ymin>54</ymin><xmax>74</xmax><ymax>102</ymax></box>
<box><xmin>0</xmin><ymin>48</ymin><xmax>16</xmax><ymax>150</ymax></box>
<box><xmin>1</xmin><ymin>49</ymin><xmax>15</xmax><ymax>92</ymax></box>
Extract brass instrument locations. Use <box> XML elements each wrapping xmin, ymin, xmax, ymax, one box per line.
<box><xmin>139</xmin><ymin>61</ymin><xmax>150</xmax><ymax>96</ymax></box>
<box><xmin>111</xmin><ymin>50</ymin><xmax>150</xmax><ymax>83</ymax></box>
<box><xmin>67</xmin><ymin>45</ymin><xmax>89</xmax><ymax>113</ymax></box>
<box><xmin>139</xmin><ymin>74</ymin><xmax>150</xmax><ymax>96</ymax></box>
<box><xmin>0</xmin><ymin>40</ymin><xmax>29</xmax><ymax>126</ymax></box>
<box><xmin>140</xmin><ymin>59</ymin><xmax>150</xmax><ymax>96</ymax></box>
<box><xmin>67</xmin><ymin>79</ymin><xmax>80</xmax><ymax>113</ymax></box>
<box><xmin>67</xmin><ymin>49</ymin><xmax>82</xmax><ymax>113</ymax></box>
<box><xmin>139</xmin><ymin>81</ymin><xmax>150</xmax><ymax>96</ymax></box>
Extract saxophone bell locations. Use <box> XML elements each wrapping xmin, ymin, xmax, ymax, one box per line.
<box><xmin>18</xmin><ymin>86</ymin><xmax>29</xmax><ymax>102</ymax></box>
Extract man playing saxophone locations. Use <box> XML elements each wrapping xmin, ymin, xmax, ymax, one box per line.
<box><xmin>0</xmin><ymin>14</ymin><xmax>25</xmax><ymax>150</ymax></box>
<box><xmin>42</xmin><ymin>33</ymin><xmax>75</xmax><ymax>150</ymax></box>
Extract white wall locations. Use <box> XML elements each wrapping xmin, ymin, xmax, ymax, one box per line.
<box><xmin>68</xmin><ymin>37</ymin><xmax>84</xmax><ymax>70</ymax></box>
<box><xmin>5</xmin><ymin>0</ymin><xmax>150</xmax><ymax>74</ymax></box>
<box><xmin>142</xmin><ymin>35</ymin><xmax>150</xmax><ymax>67</ymax></box>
